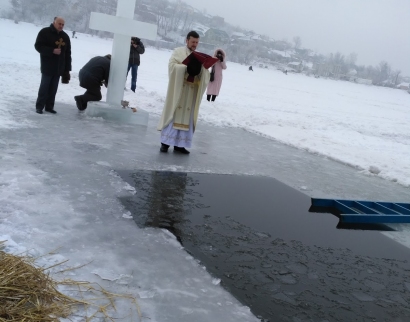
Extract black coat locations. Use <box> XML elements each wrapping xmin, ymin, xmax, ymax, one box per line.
<box><xmin>79</xmin><ymin>56</ymin><xmax>111</xmax><ymax>88</ymax></box>
<box><xmin>128</xmin><ymin>41</ymin><xmax>145</xmax><ymax>66</ymax></box>
<box><xmin>34</xmin><ymin>24</ymin><xmax>71</xmax><ymax>76</ymax></box>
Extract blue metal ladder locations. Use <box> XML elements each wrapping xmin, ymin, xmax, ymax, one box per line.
<box><xmin>311</xmin><ymin>198</ymin><xmax>410</xmax><ymax>223</ymax></box>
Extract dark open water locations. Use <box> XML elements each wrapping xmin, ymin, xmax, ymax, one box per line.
<box><xmin>119</xmin><ymin>170</ymin><xmax>410</xmax><ymax>322</ymax></box>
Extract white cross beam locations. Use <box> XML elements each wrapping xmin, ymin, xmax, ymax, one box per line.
<box><xmin>89</xmin><ymin>0</ymin><xmax>157</xmax><ymax>106</ymax></box>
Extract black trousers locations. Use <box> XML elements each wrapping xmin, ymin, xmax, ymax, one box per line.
<box><xmin>79</xmin><ymin>84</ymin><xmax>102</xmax><ymax>104</ymax></box>
<box><xmin>78</xmin><ymin>71</ymin><xmax>102</xmax><ymax>106</ymax></box>
<box><xmin>207</xmin><ymin>94</ymin><xmax>217</xmax><ymax>102</ymax></box>
<box><xmin>36</xmin><ymin>74</ymin><xmax>60</xmax><ymax>111</ymax></box>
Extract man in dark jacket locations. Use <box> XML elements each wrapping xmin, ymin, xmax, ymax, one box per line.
<box><xmin>126</xmin><ymin>37</ymin><xmax>145</xmax><ymax>92</ymax></box>
<box><xmin>74</xmin><ymin>55</ymin><xmax>111</xmax><ymax>111</ymax></box>
<box><xmin>34</xmin><ymin>16</ymin><xmax>71</xmax><ymax>114</ymax></box>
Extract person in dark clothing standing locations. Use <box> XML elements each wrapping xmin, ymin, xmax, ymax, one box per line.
<box><xmin>74</xmin><ymin>55</ymin><xmax>111</xmax><ymax>111</ymax></box>
<box><xmin>34</xmin><ymin>16</ymin><xmax>71</xmax><ymax>114</ymax></box>
<box><xmin>126</xmin><ymin>37</ymin><xmax>145</xmax><ymax>92</ymax></box>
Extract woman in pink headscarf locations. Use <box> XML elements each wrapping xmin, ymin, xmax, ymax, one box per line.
<box><xmin>206</xmin><ymin>48</ymin><xmax>227</xmax><ymax>102</ymax></box>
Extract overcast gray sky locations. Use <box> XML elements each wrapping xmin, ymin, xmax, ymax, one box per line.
<box><xmin>180</xmin><ymin>0</ymin><xmax>410</xmax><ymax>76</ymax></box>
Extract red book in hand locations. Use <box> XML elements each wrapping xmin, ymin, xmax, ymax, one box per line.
<box><xmin>182</xmin><ymin>51</ymin><xmax>219</xmax><ymax>82</ymax></box>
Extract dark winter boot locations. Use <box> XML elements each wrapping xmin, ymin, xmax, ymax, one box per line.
<box><xmin>74</xmin><ymin>96</ymin><xmax>86</xmax><ymax>111</ymax></box>
<box><xmin>174</xmin><ymin>146</ymin><xmax>190</xmax><ymax>154</ymax></box>
<box><xmin>160</xmin><ymin>143</ymin><xmax>169</xmax><ymax>152</ymax></box>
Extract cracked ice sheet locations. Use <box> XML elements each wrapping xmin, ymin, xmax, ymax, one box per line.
<box><xmin>0</xmin><ymin>159</ymin><xmax>256</xmax><ymax>321</ymax></box>
<box><xmin>0</xmin><ymin>94</ymin><xmax>257</xmax><ymax>321</ymax></box>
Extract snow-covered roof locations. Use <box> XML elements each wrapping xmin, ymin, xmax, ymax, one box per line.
<box><xmin>231</xmin><ymin>32</ymin><xmax>246</xmax><ymax>37</ymax></box>
<box><xmin>251</xmin><ymin>34</ymin><xmax>266</xmax><ymax>41</ymax></box>
<box><xmin>270</xmin><ymin>49</ymin><xmax>291</xmax><ymax>58</ymax></box>
<box><xmin>191</xmin><ymin>23</ymin><xmax>210</xmax><ymax>34</ymax></box>
<box><xmin>236</xmin><ymin>37</ymin><xmax>252</xmax><ymax>42</ymax></box>
<box><xmin>288</xmin><ymin>62</ymin><xmax>301</xmax><ymax>66</ymax></box>
<box><xmin>347</xmin><ymin>69</ymin><xmax>357</xmax><ymax>76</ymax></box>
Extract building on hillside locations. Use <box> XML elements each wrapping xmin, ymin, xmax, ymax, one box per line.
<box><xmin>346</xmin><ymin>69</ymin><xmax>357</xmax><ymax>77</ymax></box>
<box><xmin>232</xmin><ymin>36</ymin><xmax>253</xmax><ymax>45</ymax></box>
<box><xmin>294</xmin><ymin>48</ymin><xmax>312</xmax><ymax>59</ymax></box>
<box><xmin>352</xmin><ymin>78</ymin><xmax>372</xmax><ymax>85</ymax></box>
<box><xmin>313</xmin><ymin>63</ymin><xmax>342</xmax><ymax>78</ymax></box>
<box><xmin>250</xmin><ymin>34</ymin><xmax>266</xmax><ymax>43</ymax></box>
<box><xmin>211</xmin><ymin>16</ymin><xmax>225</xmax><ymax>27</ymax></box>
<box><xmin>203</xmin><ymin>28</ymin><xmax>230</xmax><ymax>45</ymax></box>
<box><xmin>190</xmin><ymin>23</ymin><xmax>209</xmax><ymax>37</ymax></box>
<box><xmin>331</xmin><ymin>65</ymin><xmax>342</xmax><ymax>78</ymax></box>
<box><xmin>397</xmin><ymin>82</ymin><xmax>410</xmax><ymax>90</ymax></box>
<box><xmin>265</xmin><ymin>38</ymin><xmax>276</xmax><ymax>49</ymax></box>
<box><xmin>287</xmin><ymin>61</ymin><xmax>303</xmax><ymax>72</ymax></box>
<box><xmin>198</xmin><ymin>42</ymin><xmax>217</xmax><ymax>53</ymax></box>
<box><xmin>303</xmin><ymin>62</ymin><xmax>314</xmax><ymax>73</ymax></box>
<box><xmin>269</xmin><ymin>50</ymin><xmax>291</xmax><ymax>58</ymax></box>
<box><xmin>231</xmin><ymin>32</ymin><xmax>246</xmax><ymax>40</ymax></box>
<box><xmin>272</xmin><ymin>40</ymin><xmax>291</xmax><ymax>51</ymax></box>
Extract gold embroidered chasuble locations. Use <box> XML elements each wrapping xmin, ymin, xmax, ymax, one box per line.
<box><xmin>157</xmin><ymin>46</ymin><xmax>210</xmax><ymax>132</ymax></box>
<box><xmin>172</xmin><ymin>77</ymin><xmax>200</xmax><ymax>130</ymax></box>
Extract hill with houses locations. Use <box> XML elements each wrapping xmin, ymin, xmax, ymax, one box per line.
<box><xmin>3</xmin><ymin>0</ymin><xmax>409</xmax><ymax>91</ymax></box>
<box><xmin>134</xmin><ymin>0</ymin><xmax>409</xmax><ymax>91</ymax></box>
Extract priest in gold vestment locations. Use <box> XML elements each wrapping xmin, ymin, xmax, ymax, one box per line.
<box><xmin>157</xmin><ymin>31</ymin><xmax>210</xmax><ymax>154</ymax></box>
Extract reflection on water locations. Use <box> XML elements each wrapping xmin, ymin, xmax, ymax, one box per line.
<box><xmin>118</xmin><ymin>170</ymin><xmax>410</xmax><ymax>322</ymax></box>
<box><xmin>146</xmin><ymin>171</ymin><xmax>188</xmax><ymax>242</ymax></box>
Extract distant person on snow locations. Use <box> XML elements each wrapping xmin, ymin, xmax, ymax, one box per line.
<box><xmin>206</xmin><ymin>48</ymin><xmax>227</xmax><ymax>102</ymax></box>
<box><xmin>74</xmin><ymin>55</ymin><xmax>111</xmax><ymax>111</ymax></box>
<box><xmin>34</xmin><ymin>16</ymin><xmax>71</xmax><ymax>114</ymax></box>
<box><xmin>126</xmin><ymin>36</ymin><xmax>145</xmax><ymax>92</ymax></box>
<box><xmin>249</xmin><ymin>65</ymin><xmax>253</xmax><ymax>71</ymax></box>
<box><xmin>72</xmin><ymin>31</ymin><xmax>76</xmax><ymax>38</ymax></box>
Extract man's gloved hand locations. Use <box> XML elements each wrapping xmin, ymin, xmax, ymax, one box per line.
<box><xmin>187</xmin><ymin>57</ymin><xmax>202</xmax><ymax>77</ymax></box>
<box><xmin>61</xmin><ymin>71</ymin><xmax>70</xmax><ymax>84</ymax></box>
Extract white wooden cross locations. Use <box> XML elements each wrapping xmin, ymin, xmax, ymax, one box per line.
<box><xmin>89</xmin><ymin>0</ymin><xmax>157</xmax><ymax>106</ymax></box>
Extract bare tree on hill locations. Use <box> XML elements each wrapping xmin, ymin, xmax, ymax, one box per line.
<box><xmin>293</xmin><ymin>36</ymin><xmax>301</xmax><ymax>49</ymax></box>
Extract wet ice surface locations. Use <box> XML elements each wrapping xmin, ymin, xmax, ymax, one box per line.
<box><xmin>1</xmin><ymin>100</ymin><xmax>410</xmax><ymax>321</ymax></box>
<box><xmin>119</xmin><ymin>170</ymin><xmax>410</xmax><ymax>322</ymax></box>
<box><xmin>2</xmin><ymin>19</ymin><xmax>410</xmax><ymax>321</ymax></box>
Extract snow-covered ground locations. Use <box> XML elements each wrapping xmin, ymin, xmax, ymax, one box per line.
<box><xmin>0</xmin><ymin>18</ymin><xmax>409</xmax><ymax>321</ymax></box>
<box><xmin>2</xmin><ymin>20</ymin><xmax>408</xmax><ymax>186</ymax></box>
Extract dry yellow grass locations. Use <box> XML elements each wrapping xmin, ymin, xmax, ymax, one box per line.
<box><xmin>0</xmin><ymin>242</ymin><xmax>140</xmax><ymax>321</ymax></box>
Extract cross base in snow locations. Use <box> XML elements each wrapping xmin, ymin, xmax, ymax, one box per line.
<box><xmin>85</xmin><ymin>102</ymin><xmax>149</xmax><ymax>126</ymax></box>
